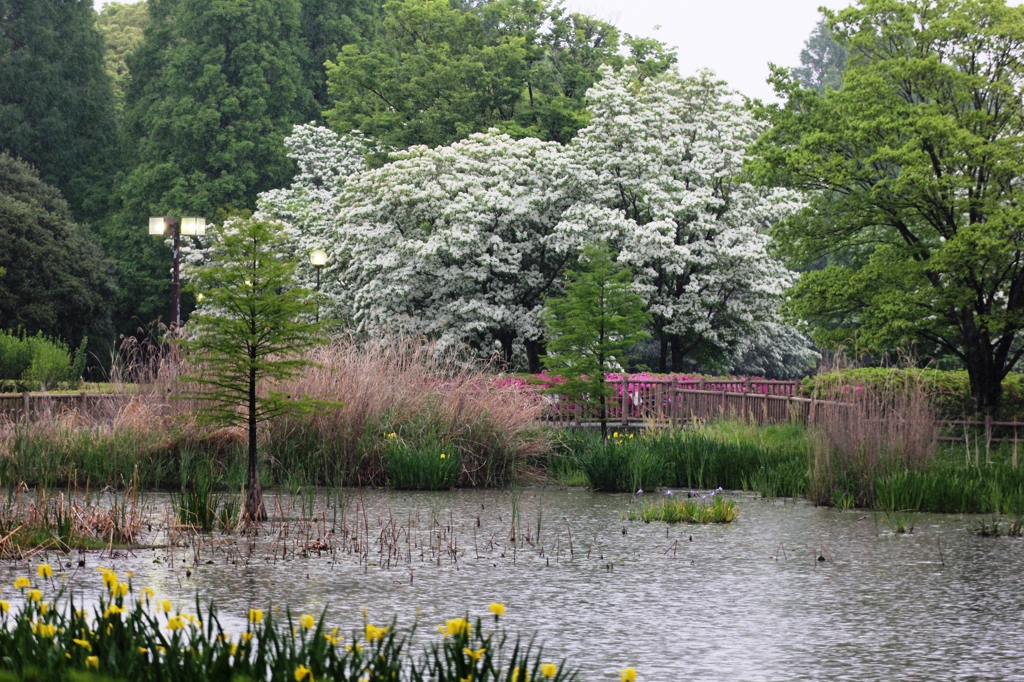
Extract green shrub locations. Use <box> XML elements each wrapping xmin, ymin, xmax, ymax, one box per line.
<box><xmin>802</xmin><ymin>367</ymin><xmax>1024</xmax><ymax>420</ymax></box>
<box><xmin>0</xmin><ymin>329</ymin><xmax>86</xmax><ymax>390</ymax></box>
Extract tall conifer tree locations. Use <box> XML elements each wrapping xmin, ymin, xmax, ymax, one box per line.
<box><xmin>108</xmin><ymin>0</ymin><xmax>313</xmax><ymax>333</ymax></box>
<box><xmin>0</xmin><ymin>0</ymin><xmax>119</xmax><ymax>224</ymax></box>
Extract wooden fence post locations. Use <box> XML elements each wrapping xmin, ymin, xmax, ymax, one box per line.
<box><xmin>22</xmin><ymin>391</ymin><xmax>29</xmax><ymax>421</ymax></box>
<box><xmin>620</xmin><ymin>376</ymin><xmax>629</xmax><ymax>427</ymax></box>
<box><xmin>985</xmin><ymin>415</ymin><xmax>992</xmax><ymax>465</ymax></box>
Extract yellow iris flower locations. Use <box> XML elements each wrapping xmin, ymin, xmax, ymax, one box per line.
<box><xmin>299</xmin><ymin>614</ymin><xmax>315</xmax><ymax>629</ymax></box>
<box><xmin>37</xmin><ymin>564</ymin><xmax>52</xmax><ymax>579</ymax></box>
<box><xmin>13</xmin><ymin>577</ymin><xmax>30</xmax><ymax>589</ymax></box>
<box><xmin>294</xmin><ymin>664</ymin><xmax>313</xmax><ymax>681</ymax></box>
<box><xmin>541</xmin><ymin>663</ymin><xmax>557</xmax><ymax>678</ymax></box>
<box><xmin>249</xmin><ymin>609</ymin><xmax>263</xmax><ymax>624</ymax></box>
<box><xmin>620</xmin><ymin>668</ymin><xmax>637</xmax><ymax>682</ymax></box>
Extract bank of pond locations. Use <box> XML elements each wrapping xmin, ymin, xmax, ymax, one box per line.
<box><xmin>2</xmin><ymin>420</ymin><xmax>1024</xmax><ymax>520</ymax></box>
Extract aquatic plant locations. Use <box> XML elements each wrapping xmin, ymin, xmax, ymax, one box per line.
<box><xmin>624</xmin><ymin>495</ymin><xmax>738</xmax><ymax>524</ymax></box>
<box><xmin>0</xmin><ymin>567</ymin><xmax>577</xmax><ymax>681</ymax></box>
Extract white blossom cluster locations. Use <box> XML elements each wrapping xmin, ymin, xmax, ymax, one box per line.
<box><xmin>193</xmin><ymin>68</ymin><xmax>815</xmax><ymax>373</ymax></box>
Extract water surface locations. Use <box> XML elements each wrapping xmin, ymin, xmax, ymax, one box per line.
<box><xmin>5</xmin><ymin>489</ymin><xmax>1022</xmax><ymax>681</ymax></box>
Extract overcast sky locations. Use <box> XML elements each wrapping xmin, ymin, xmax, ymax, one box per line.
<box><xmin>564</xmin><ymin>0</ymin><xmax>851</xmax><ymax>100</ymax></box>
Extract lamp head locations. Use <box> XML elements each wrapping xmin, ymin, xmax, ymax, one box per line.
<box><xmin>310</xmin><ymin>249</ymin><xmax>328</xmax><ymax>267</ymax></box>
<box><xmin>148</xmin><ymin>217</ymin><xmax>167</xmax><ymax>236</ymax></box>
<box><xmin>180</xmin><ymin>216</ymin><xmax>207</xmax><ymax>236</ymax></box>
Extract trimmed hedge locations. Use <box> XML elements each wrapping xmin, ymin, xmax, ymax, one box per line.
<box><xmin>801</xmin><ymin>368</ymin><xmax>1024</xmax><ymax>420</ymax></box>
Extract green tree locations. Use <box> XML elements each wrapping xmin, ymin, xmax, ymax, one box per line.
<box><xmin>107</xmin><ymin>0</ymin><xmax>314</xmax><ymax>334</ymax></box>
<box><xmin>542</xmin><ymin>246</ymin><xmax>650</xmax><ymax>438</ymax></box>
<box><xmin>180</xmin><ymin>217</ymin><xmax>324</xmax><ymax>521</ymax></box>
<box><xmin>96</xmin><ymin>1</ymin><xmax>150</xmax><ymax>115</ymax></box>
<box><xmin>790</xmin><ymin>18</ymin><xmax>847</xmax><ymax>93</ymax></box>
<box><xmin>0</xmin><ymin>153</ymin><xmax>116</xmax><ymax>365</ymax></box>
<box><xmin>0</xmin><ymin>0</ymin><xmax>120</xmax><ymax>224</ymax></box>
<box><xmin>324</xmin><ymin>0</ymin><xmax>673</xmax><ymax>151</ymax></box>
<box><xmin>756</xmin><ymin>0</ymin><xmax>1024</xmax><ymax>413</ymax></box>
<box><xmin>299</xmin><ymin>0</ymin><xmax>382</xmax><ymax>107</ymax></box>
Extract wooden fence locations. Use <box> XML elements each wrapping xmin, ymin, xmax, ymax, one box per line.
<box><xmin>0</xmin><ymin>392</ymin><xmax>133</xmax><ymax>422</ymax></box>
<box><xmin>536</xmin><ymin>379</ymin><xmax>1024</xmax><ymax>461</ymax></box>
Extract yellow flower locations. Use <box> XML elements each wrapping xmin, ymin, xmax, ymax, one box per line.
<box><xmin>440</xmin><ymin>453</ymin><xmax>446</xmax><ymax>459</ymax></box>
<box><xmin>73</xmin><ymin>638</ymin><xmax>92</xmax><ymax>652</ymax></box>
<box><xmin>37</xmin><ymin>564</ymin><xmax>52</xmax><ymax>579</ymax></box>
<box><xmin>40</xmin><ymin>603</ymin><xmax>49</xmax><ymax>615</ymax></box>
<box><xmin>85</xmin><ymin>656</ymin><xmax>99</xmax><ymax>670</ymax></box>
<box><xmin>541</xmin><ymin>663</ymin><xmax>557</xmax><ymax>678</ymax></box>
<box><xmin>32</xmin><ymin>622</ymin><xmax>56</xmax><ymax>638</ymax></box>
<box><xmin>100</xmin><ymin>570</ymin><xmax>117</xmax><ymax>592</ymax></box>
<box><xmin>141</xmin><ymin>588</ymin><xmax>154</xmax><ymax>600</ymax></box>
<box><xmin>461</xmin><ymin>677</ymin><xmax>472</xmax><ymax>682</ymax></box>
<box><xmin>159</xmin><ymin>600</ymin><xmax>172</xmax><ymax>613</ymax></box>
<box><xmin>299</xmin><ymin>614</ymin><xmax>315</xmax><ymax>630</ymax></box>
<box><xmin>0</xmin><ymin>601</ymin><xmax>8</xmax><ymax>613</ymax></box>
<box><xmin>365</xmin><ymin>623</ymin><xmax>388</xmax><ymax>642</ymax></box>
<box><xmin>165</xmin><ymin>616</ymin><xmax>185</xmax><ymax>631</ymax></box>
<box><xmin>241</xmin><ymin>632</ymin><xmax>253</xmax><ymax>643</ymax></box>
<box><xmin>248</xmin><ymin>609</ymin><xmax>263</xmax><ymax>624</ymax></box>
<box><xmin>512</xmin><ymin>668</ymin><xmax>529</xmax><ymax>682</ymax></box>
<box><xmin>294</xmin><ymin>664</ymin><xmax>314</xmax><ymax>681</ymax></box>
<box><xmin>345</xmin><ymin>642</ymin><xmax>362</xmax><ymax>652</ymax></box>
<box><xmin>104</xmin><ymin>605</ymin><xmax>125</xmax><ymax>618</ymax></box>
<box><xmin>462</xmin><ymin>647</ymin><xmax>486</xmax><ymax>661</ymax></box>
<box><xmin>13</xmin><ymin>577</ymin><xmax>30</xmax><ymax>589</ymax></box>
<box><xmin>125</xmin><ymin>572</ymin><xmax>135</xmax><ymax>579</ymax></box>
<box><xmin>138</xmin><ymin>646</ymin><xmax>149</xmax><ymax>654</ymax></box>
<box><xmin>620</xmin><ymin>668</ymin><xmax>637</xmax><ymax>682</ymax></box>
<box><xmin>488</xmin><ymin>602</ymin><xmax>505</xmax><ymax>617</ymax></box>
<box><xmin>27</xmin><ymin>589</ymin><xmax>42</xmax><ymax>603</ymax></box>
<box><xmin>155</xmin><ymin>646</ymin><xmax>166</xmax><ymax>655</ymax></box>
<box><xmin>438</xmin><ymin>618</ymin><xmax>471</xmax><ymax>638</ymax></box>
<box><xmin>116</xmin><ymin>582</ymin><xmax>129</xmax><ymax>597</ymax></box>
<box><xmin>386</xmin><ymin>432</ymin><xmax>397</xmax><ymax>439</ymax></box>
<box><xmin>230</xmin><ymin>643</ymin><xmax>238</xmax><ymax>656</ymax></box>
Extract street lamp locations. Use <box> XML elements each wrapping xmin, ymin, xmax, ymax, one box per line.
<box><xmin>149</xmin><ymin>216</ymin><xmax>206</xmax><ymax>329</ymax></box>
<box><xmin>309</xmin><ymin>248</ymin><xmax>327</xmax><ymax>323</ymax></box>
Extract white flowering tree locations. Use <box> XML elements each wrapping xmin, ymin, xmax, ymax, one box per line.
<box><xmin>567</xmin><ymin>67</ymin><xmax>806</xmax><ymax>372</ymax></box>
<box><xmin>336</xmin><ymin>130</ymin><xmax>581</xmax><ymax>370</ymax></box>
<box><xmin>256</xmin><ymin>124</ymin><xmax>370</xmax><ymax>323</ymax></box>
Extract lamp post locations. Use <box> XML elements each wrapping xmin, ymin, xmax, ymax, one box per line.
<box><xmin>309</xmin><ymin>248</ymin><xmax>327</xmax><ymax>323</ymax></box>
<box><xmin>149</xmin><ymin>216</ymin><xmax>206</xmax><ymax>329</ymax></box>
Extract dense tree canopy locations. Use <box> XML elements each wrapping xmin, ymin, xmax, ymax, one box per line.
<box><xmin>106</xmin><ymin>0</ymin><xmax>315</xmax><ymax>332</ymax></box>
<box><xmin>324</xmin><ymin>0</ymin><xmax>675</xmax><ymax>152</ymax></box>
<box><xmin>790</xmin><ymin>18</ymin><xmax>847</xmax><ymax>93</ymax></box>
<box><xmin>96</xmin><ymin>1</ymin><xmax>150</xmax><ymax>115</ymax></box>
<box><xmin>758</xmin><ymin>0</ymin><xmax>1024</xmax><ymax>411</ymax></box>
<box><xmin>0</xmin><ymin>0</ymin><xmax>119</xmax><ymax>224</ymax></box>
<box><xmin>0</xmin><ymin>154</ymin><xmax>116</xmax><ymax>358</ymax></box>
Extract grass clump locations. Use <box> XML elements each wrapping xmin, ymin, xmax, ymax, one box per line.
<box><xmin>625</xmin><ymin>495</ymin><xmax>738</xmax><ymax>524</ymax></box>
<box><xmin>0</xmin><ymin>567</ymin><xmax>577</xmax><ymax>682</ymax></box>
<box><xmin>554</xmin><ymin>423</ymin><xmax>808</xmax><ymax>496</ymax></box>
<box><xmin>382</xmin><ymin>427</ymin><xmax>461</xmax><ymax>490</ymax></box>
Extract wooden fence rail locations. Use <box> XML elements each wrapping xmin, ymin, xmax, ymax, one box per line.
<box><xmin>0</xmin><ymin>392</ymin><xmax>133</xmax><ymax>422</ymax></box>
<box><xmin>536</xmin><ymin>380</ymin><xmax>1024</xmax><ymax>463</ymax></box>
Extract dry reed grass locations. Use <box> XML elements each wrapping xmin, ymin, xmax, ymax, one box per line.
<box><xmin>264</xmin><ymin>338</ymin><xmax>548</xmax><ymax>486</ymax></box>
<box><xmin>809</xmin><ymin>374</ymin><xmax>938</xmax><ymax>507</ymax></box>
<box><xmin>0</xmin><ymin>337</ymin><xmax>549</xmax><ymax>490</ymax></box>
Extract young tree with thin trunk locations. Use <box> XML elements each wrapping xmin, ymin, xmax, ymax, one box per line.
<box><xmin>180</xmin><ymin>217</ymin><xmax>324</xmax><ymax>521</ymax></box>
<box><xmin>542</xmin><ymin>246</ymin><xmax>650</xmax><ymax>438</ymax></box>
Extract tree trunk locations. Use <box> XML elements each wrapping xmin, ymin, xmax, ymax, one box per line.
<box><xmin>670</xmin><ymin>336</ymin><xmax>685</xmax><ymax>373</ymax></box>
<box><xmin>658</xmin><ymin>335</ymin><xmax>668</xmax><ymax>373</ymax></box>
<box><xmin>525</xmin><ymin>338</ymin><xmax>545</xmax><ymax>374</ymax></box>
<box><xmin>964</xmin><ymin>345</ymin><xmax>1004</xmax><ymax>415</ymax></box>
<box><xmin>244</xmin><ymin>363</ymin><xmax>267</xmax><ymax>522</ymax></box>
<box><xmin>599</xmin><ymin>393</ymin><xmax>607</xmax><ymax>439</ymax></box>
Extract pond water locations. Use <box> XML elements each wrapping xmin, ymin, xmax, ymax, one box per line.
<box><xmin>4</xmin><ymin>488</ymin><xmax>1023</xmax><ymax>680</ymax></box>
